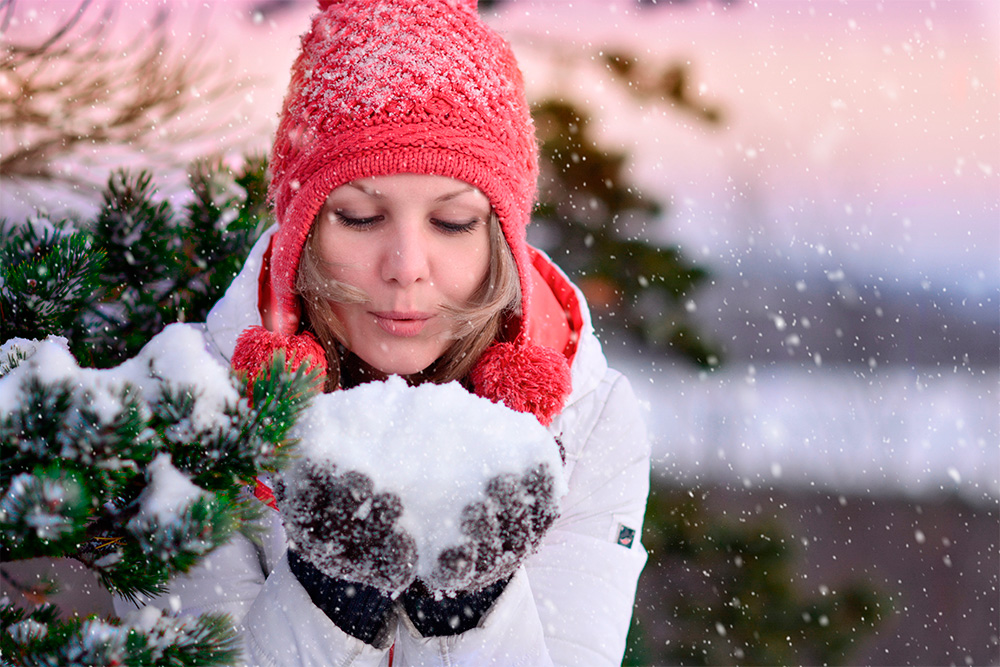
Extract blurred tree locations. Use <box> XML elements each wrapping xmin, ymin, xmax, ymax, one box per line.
<box><xmin>624</xmin><ymin>483</ymin><xmax>888</xmax><ymax>665</ymax></box>
<box><xmin>530</xmin><ymin>51</ymin><xmax>724</xmax><ymax>366</ymax></box>
<box><xmin>491</xmin><ymin>23</ymin><xmax>888</xmax><ymax>663</ymax></box>
<box><xmin>533</xmin><ymin>98</ymin><xmax>717</xmax><ymax>365</ymax></box>
<box><xmin>0</xmin><ymin>0</ymin><xmax>243</xmax><ymax>186</ymax></box>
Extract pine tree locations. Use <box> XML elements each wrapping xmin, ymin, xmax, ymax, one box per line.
<box><xmin>1</xmin><ymin>338</ymin><xmax>317</xmax><ymax>666</ymax></box>
<box><xmin>530</xmin><ymin>55</ymin><xmax>724</xmax><ymax>367</ymax></box>
<box><xmin>1</xmin><ymin>160</ymin><xmax>314</xmax><ymax>666</ymax></box>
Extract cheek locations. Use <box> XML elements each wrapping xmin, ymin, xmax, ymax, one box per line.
<box><xmin>315</xmin><ymin>231</ymin><xmax>373</xmax><ymax>282</ymax></box>
<box><xmin>449</xmin><ymin>246</ymin><xmax>490</xmax><ymax>294</ymax></box>
<box><xmin>328</xmin><ymin>301</ymin><xmax>366</xmax><ymax>341</ymax></box>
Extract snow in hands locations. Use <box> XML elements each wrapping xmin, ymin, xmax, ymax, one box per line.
<box><xmin>276</xmin><ymin>376</ymin><xmax>568</xmax><ymax>597</ymax></box>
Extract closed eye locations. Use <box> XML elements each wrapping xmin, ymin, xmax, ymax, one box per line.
<box><xmin>433</xmin><ymin>218</ymin><xmax>481</xmax><ymax>235</ymax></box>
<box><xmin>335</xmin><ymin>212</ymin><xmax>383</xmax><ymax>229</ymax></box>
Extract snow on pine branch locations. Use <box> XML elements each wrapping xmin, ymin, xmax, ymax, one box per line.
<box><xmin>0</xmin><ymin>322</ymin><xmax>314</xmax><ymax>600</ymax></box>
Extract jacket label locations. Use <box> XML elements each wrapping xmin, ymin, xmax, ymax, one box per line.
<box><xmin>616</xmin><ymin>524</ymin><xmax>635</xmax><ymax>549</ymax></box>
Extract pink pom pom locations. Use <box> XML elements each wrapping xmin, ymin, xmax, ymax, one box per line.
<box><xmin>470</xmin><ymin>342</ymin><xmax>571</xmax><ymax>427</ymax></box>
<box><xmin>232</xmin><ymin>325</ymin><xmax>327</xmax><ymax>391</ymax></box>
<box><xmin>316</xmin><ymin>0</ymin><xmax>339</xmax><ymax>10</ymax></box>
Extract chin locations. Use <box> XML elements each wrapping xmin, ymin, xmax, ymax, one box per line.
<box><xmin>362</xmin><ymin>350</ymin><xmax>441</xmax><ymax>378</ymax></box>
<box><xmin>380</xmin><ymin>362</ymin><xmax>431</xmax><ymax>377</ymax></box>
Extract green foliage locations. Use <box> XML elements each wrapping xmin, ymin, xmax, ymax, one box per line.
<box><xmin>0</xmin><ymin>467</ymin><xmax>91</xmax><ymax>559</ymax></box>
<box><xmin>1</xmin><ymin>352</ymin><xmax>318</xmax><ymax>601</ymax></box>
<box><xmin>531</xmin><ymin>88</ymin><xmax>720</xmax><ymax>366</ymax></box>
<box><xmin>180</xmin><ymin>155</ymin><xmax>272</xmax><ymax>321</ymax></box>
<box><xmin>0</xmin><ymin>376</ymin><xmax>153</xmax><ymax>494</ymax></box>
<box><xmin>624</xmin><ymin>482</ymin><xmax>889</xmax><ymax>665</ymax></box>
<box><xmin>2</xmin><ymin>157</ymin><xmax>306</xmax><ymax>665</ymax></box>
<box><xmin>0</xmin><ymin>222</ymin><xmax>106</xmax><ymax>345</ymax></box>
<box><xmin>1</xmin><ymin>603</ymin><xmax>241</xmax><ymax>667</ymax></box>
<box><xmin>91</xmin><ymin>171</ymin><xmax>184</xmax><ymax>362</ymax></box>
<box><xmin>148</xmin><ymin>354</ymin><xmax>316</xmax><ymax>495</ymax></box>
<box><xmin>0</xmin><ymin>156</ymin><xmax>272</xmax><ymax>369</ymax></box>
<box><xmin>1</xmin><ymin>342</ymin><xmax>317</xmax><ymax>665</ymax></box>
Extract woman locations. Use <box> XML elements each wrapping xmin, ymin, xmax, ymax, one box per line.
<box><xmin>121</xmin><ymin>0</ymin><xmax>650</xmax><ymax>664</ymax></box>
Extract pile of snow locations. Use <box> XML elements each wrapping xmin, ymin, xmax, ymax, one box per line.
<box><xmin>128</xmin><ymin>454</ymin><xmax>208</xmax><ymax>530</ymax></box>
<box><xmin>279</xmin><ymin>376</ymin><xmax>567</xmax><ymax>592</ymax></box>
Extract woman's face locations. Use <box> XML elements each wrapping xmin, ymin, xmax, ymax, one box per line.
<box><xmin>312</xmin><ymin>173</ymin><xmax>492</xmax><ymax>376</ymax></box>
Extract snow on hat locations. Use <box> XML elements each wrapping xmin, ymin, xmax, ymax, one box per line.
<box><xmin>232</xmin><ymin>0</ymin><xmax>570</xmax><ymax>425</ymax></box>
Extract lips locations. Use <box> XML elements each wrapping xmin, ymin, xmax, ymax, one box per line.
<box><xmin>371</xmin><ymin>311</ymin><xmax>433</xmax><ymax>338</ymax></box>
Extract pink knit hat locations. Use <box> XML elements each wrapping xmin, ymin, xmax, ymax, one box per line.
<box><xmin>232</xmin><ymin>0</ymin><xmax>570</xmax><ymax>425</ymax></box>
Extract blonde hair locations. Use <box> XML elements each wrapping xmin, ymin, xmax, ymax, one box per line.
<box><xmin>295</xmin><ymin>210</ymin><xmax>521</xmax><ymax>390</ymax></box>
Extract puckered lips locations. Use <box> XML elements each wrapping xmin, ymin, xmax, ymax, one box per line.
<box><xmin>371</xmin><ymin>310</ymin><xmax>434</xmax><ymax>337</ymax></box>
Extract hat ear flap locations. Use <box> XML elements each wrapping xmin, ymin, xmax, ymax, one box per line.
<box><xmin>470</xmin><ymin>342</ymin><xmax>571</xmax><ymax>427</ymax></box>
<box><xmin>232</xmin><ymin>325</ymin><xmax>328</xmax><ymax>393</ymax></box>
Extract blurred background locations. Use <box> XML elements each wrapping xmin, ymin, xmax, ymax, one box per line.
<box><xmin>2</xmin><ymin>0</ymin><xmax>997</xmax><ymax>664</ymax></box>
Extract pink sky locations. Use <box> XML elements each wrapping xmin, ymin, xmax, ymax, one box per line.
<box><xmin>490</xmin><ymin>0</ymin><xmax>999</xmax><ymax>287</ymax></box>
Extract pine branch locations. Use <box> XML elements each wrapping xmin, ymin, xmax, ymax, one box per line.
<box><xmin>178</xmin><ymin>155</ymin><xmax>273</xmax><ymax>320</ymax></box>
<box><xmin>242</xmin><ymin>351</ymin><xmax>323</xmax><ymax>475</ymax></box>
<box><xmin>87</xmin><ymin>493</ymin><xmax>236</xmax><ymax>603</ymax></box>
<box><xmin>0</xmin><ymin>467</ymin><xmax>91</xmax><ymax>563</ymax></box>
<box><xmin>4</xmin><ymin>158</ymin><xmax>269</xmax><ymax>368</ymax></box>
<box><xmin>94</xmin><ymin>170</ymin><xmax>182</xmax><ymax>295</ymax></box>
<box><xmin>1</xmin><ymin>604</ymin><xmax>241</xmax><ymax>667</ymax></box>
<box><xmin>1</xmin><ymin>333</ymin><xmax>316</xmax><ymax>605</ymax></box>
<box><xmin>0</xmin><ymin>345</ymin><xmax>32</xmax><ymax>378</ymax></box>
<box><xmin>0</xmin><ymin>220</ymin><xmax>106</xmax><ymax>343</ymax></box>
<box><xmin>0</xmin><ymin>374</ymin><xmax>153</xmax><ymax>493</ymax></box>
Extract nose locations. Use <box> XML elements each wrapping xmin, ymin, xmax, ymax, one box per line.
<box><xmin>380</xmin><ymin>220</ymin><xmax>430</xmax><ymax>287</ymax></box>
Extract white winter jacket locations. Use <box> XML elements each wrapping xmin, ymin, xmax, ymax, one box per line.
<box><xmin>117</xmin><ymin>228</ymin><xmax>650</xmax><ymax>666</ymax></box>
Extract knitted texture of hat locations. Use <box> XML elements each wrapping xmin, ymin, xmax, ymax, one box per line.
<box><xmin>267</xmin><ymin>0</ymin><xmax>539</xmax><ymax>336</ymax></box>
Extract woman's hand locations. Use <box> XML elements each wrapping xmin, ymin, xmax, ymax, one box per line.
<box><xmin>275</xmin><ymin>459</ymin><xmax>417</xmax><ymax>595</ymax></box>
<box><xmin>426</xmin><ymin>462</ymin><xmax>561</xmax><ymax>595</ymax></box>
<box><xmin>274</xmin><ymin>377</ymin><xmax>568</xmax><ymax>638</ymax></box>
<box><xmin>398</xmin><ymin>460</ymin><xmax>561</xmax><ymax>637</ymax></box>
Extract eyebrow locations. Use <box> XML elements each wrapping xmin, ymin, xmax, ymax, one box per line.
<box><xmin>346</xmin><ymin>182</ymin><xmax>477</xmax><ymax>203</ymax></box>
<box><xmin>434</xmin><ymin>185</ymin><xmax>476</xmax><ymax>203</ymax></box>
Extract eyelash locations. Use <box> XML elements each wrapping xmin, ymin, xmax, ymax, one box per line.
<box><xmin>334</xmin><ymin>212</ymin><xmax>480</xmax><ymax>235</ymax></box>
<box><xmin>434</xmin><ymin>219</ymin><xmax>480</xmax><ymax>235</ymax></box>
<box><xmin>335</xmin><ymin>213</ymin><xmax>381</xmax><ymax>229</ymax></box>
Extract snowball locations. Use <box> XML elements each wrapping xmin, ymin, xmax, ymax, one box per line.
<box><xmin>286</xmin><ymin>376</ymin><xmax>567</xmax><ymax>582</ymax></box>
